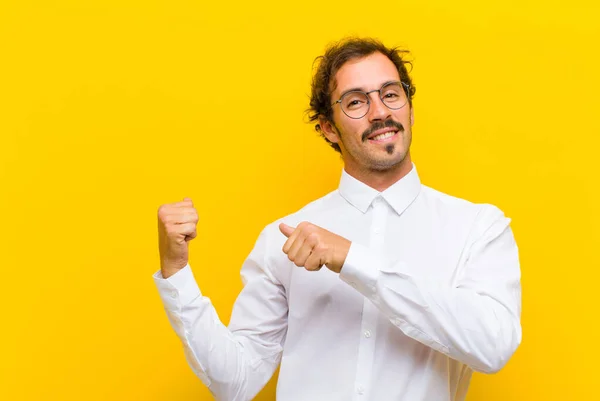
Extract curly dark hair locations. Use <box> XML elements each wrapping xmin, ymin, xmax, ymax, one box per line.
<box><xmin>307</xmin><ymin>37</ymin><xmax>416</xmax><ymax>153</ymax></box>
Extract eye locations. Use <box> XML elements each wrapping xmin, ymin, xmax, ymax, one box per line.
<box><xmin>344</xmin><ymin>97</ymin><xmax>367</xmax><ymax>109</ymax></box>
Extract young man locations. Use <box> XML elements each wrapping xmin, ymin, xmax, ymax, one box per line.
<box><xmin>153</xmin><ymin>38</ymin><xmax>522</xmax><ymax>401</ymax></box>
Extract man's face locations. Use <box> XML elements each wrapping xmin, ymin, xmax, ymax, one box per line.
<box><xmin>321</xmin><ymin>52</ymin><xmax>414</xmax><ymax>172</ymax></box>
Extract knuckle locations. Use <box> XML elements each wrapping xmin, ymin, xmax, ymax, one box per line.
<box><xmin>299</xmin><ymin>221</ymin><xmax>310</xmax><ymax>230</ymax></box>
<box><xmin>315</xmin><ymin>243</ymin><xmax>326</xmax><ymax>253</ymax></box>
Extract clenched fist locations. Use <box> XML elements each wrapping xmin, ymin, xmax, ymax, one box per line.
<box><xmin>279</xmin><ymin>222</ymin><xmax>351</xmax><ymax>273</ymax></box>
<box><xmin>157</xmin><ymin>197</ymin><xmax>199</xmax><ymax>278</ymax></box>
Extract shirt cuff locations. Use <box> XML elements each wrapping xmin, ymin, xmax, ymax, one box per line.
<box><xmin>152</xmin><ymin>263</ymin><xmax>202</xmax><ymax>307</ymax></box>
<box><xmin>339</xmin><ymin>242</ymin><xmax>380</xmax><ymax>298</ymax></box>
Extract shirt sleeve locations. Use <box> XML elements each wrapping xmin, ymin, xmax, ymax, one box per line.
<box><xmin>338</xmin><ymin>204</ymin><xmax>522</xmax><ymax>374</ymax></box>
<box><xmin>153</xmin><ymin>227</ymin><xmax>288</xmax><ymax>401</ymax></box>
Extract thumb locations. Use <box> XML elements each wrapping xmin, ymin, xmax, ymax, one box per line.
<box><xmin>279</xmin><ymin>223</ymin><xmax>295</xmax><ymax>238</ymax></box>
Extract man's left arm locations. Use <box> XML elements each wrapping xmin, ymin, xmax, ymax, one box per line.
<box><xmin>339</xmin><ymin>205</ymin><xmax>522</xmax><ymax>374</ymax></box>
<box><xmin>279</xmin><ymin>205</ymin><xmax>522</xmax><ymax>374</ymax></box>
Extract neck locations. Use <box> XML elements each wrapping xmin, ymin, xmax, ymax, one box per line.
<box><xmin>344</xmin><ymin>153</ymin><xmax>413</xmax><ymax>192</ymax></box>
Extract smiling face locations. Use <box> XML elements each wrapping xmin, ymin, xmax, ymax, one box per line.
<box><xmin>319</xmin><ymin>52</ymin><xmax>414</xmax><ymax>176</ymax></box>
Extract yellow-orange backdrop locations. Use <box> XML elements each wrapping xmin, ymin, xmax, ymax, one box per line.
<box><xmin>1</xmin><ymin>1</ymin><xmax>598</xmax><ymax>400</ymax></box>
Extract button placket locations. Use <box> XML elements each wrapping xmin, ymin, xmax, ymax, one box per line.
<box><xmin>351</xmin><ymin>196</ymin><xmax>388</xmax><ymax>401</ymax></box>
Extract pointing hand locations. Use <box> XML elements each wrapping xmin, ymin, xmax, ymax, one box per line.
<box><xmin>279</xmin><ymin>222</ymin><xmax>351</xmax><ymax>273</ymax></box>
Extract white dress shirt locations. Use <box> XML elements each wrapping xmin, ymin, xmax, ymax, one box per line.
<box><xmin>153</xmin><ymin>163</ymin><xmax>522</xmax><ymax>401</ymax></box>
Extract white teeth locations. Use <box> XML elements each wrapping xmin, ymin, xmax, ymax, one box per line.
<box><xmin>371</xmin><ymin>131</ymin><xmax>396</xmax><ymax>141</ymax></box>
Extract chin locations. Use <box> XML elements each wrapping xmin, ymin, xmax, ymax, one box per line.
<box><xmin>368</xmin><ymin>156</ymin><xmax>406</xmax><ymax>171</ymax></box>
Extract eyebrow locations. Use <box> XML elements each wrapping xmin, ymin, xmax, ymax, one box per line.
<box><xmin>337</xmin><ymin>80</ymin><xmax>398</xmax><ymax>99</ymax></box>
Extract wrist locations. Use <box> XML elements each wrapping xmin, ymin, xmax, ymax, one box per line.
<box><xmin>160</xmin><ymin>258</ymin><xmax>187</xmax><ymax>278</ymax></box>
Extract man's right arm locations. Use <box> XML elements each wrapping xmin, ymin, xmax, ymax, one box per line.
<box><xmin>154</xmin><ymin>199</ymin><xmax>288</xmax><ymax>401</ymax></box>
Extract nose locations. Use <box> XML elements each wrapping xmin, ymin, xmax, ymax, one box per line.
<box><xmin>367</xmin><ymin>92</ymin><xmax>392</xmax><ymax>122</ymax></box>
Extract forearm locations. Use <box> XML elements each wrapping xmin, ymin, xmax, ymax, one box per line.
<box><xmin>375</xmin><ymin>275</ymin><xmax>519</xmax><ymax>373</ymax></box>
<box><xmin>340</xmin><ymin>242</ymin><xmax>522</xmax><ymax>373</ymax></box>
<box><xmin>154</xmin><ymin>265</ymin><xmax>278</xmax><ymax>401</ymax></box>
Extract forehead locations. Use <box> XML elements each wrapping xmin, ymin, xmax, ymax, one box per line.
<box><xmin>332</xmin><ymin>52</ymin><xmax>400</xmax><ymax>97</ymax></box>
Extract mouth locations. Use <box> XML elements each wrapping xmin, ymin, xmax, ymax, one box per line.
<box><xmin>367</xmin><ymin>129</ymin><xmax>399</xmax><ymax>143</ymax></box>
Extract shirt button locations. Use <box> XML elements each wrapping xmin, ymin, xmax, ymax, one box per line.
<box><xmin>357</xmin><ymin>385</ymin><xmax>364</xmax><ymax>395</ymax></box>
<box><xmin>170</xmin><ymin>291</ymin><xmax>177</xmax><ymax>299</ymax></box>
<box><xmin>364</xmin><ymin>330</ymin><xmax>371</xmax><ymax>338</ymax></box>
<box><xmin>393</xmin><ymin>317</ymin><xmax>402</xmax><ymax>326</ymax></box>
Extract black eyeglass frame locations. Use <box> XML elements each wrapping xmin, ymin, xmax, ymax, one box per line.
<box><xmin>331</xmin><ymin>81</ymin><xmax>412</xmax><ymax>119</ymax></box>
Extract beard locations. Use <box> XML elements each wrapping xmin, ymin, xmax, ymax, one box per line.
<box><xmin>366</xmin><ymin>140</ymin><xmax>409</xmax><ymax>171</ymax></box>
<box><xmin>337</xmin><ymin>119</ymin><xmax>411</xmax><ymax>172</ymax></box>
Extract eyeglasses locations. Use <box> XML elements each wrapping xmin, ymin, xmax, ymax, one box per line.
<box><xmin>331</xmin><ymin>81</ymin><xmax>411</xmax><ymax>119</ymax></box>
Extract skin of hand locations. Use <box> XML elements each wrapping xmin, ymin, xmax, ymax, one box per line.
<box><xmin>157</xmin><ymin>197</ymin><xmax>199</xmax><ymax>278</ymax></box>
<box><xmin>279</xmin><ymin>222</ymin><xmax>351</xmax><ymax>273</ymax></box>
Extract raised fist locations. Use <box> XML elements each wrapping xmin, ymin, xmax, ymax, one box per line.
<box><xmin>157</xmin><ymin>197</ymin><xmax>199</xmax><ymax>278</ymax></box>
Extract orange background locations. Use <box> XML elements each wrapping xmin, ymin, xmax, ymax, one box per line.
<box><xmin>1</xmin><ymin>0</ymin><xmax>598</xmax><ymax>400</ymax></box>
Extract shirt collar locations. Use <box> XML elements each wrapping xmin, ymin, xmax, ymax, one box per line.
<box><xmin>338</xmin><ymin>162</ymin><xmax>422</xmax><ymax>215</ymax></box>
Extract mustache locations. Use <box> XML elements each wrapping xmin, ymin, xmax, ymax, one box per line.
<box><xmin>362</xmin><ymin>120</ymin><xmax>404</xmax><ymax>142</ymax></box>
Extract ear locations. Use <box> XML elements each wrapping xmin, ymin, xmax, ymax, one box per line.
<box><xmin>318</xmin><ymin>115</ymin><xmax>340</xmax><ymax>145</ymax></box>
<box><xmin>410</xmin><ymin>107</ymin><xmax>415</xmax><ymax>127</ymax></box>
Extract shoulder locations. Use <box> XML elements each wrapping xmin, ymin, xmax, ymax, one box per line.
<box><xmin>419</xmin><ymin>184</ymin><xmax>511</xmax><ymax>237</ymax></box>
<box><xmin>421</xmin><ymin>184</ymin><xmax>505</xmax><ymax>214</ymax></box>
